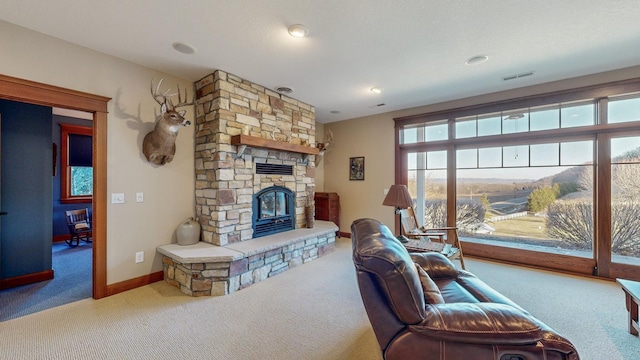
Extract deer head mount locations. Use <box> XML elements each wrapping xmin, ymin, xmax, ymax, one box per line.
<box><xmin>315</xmin><ymin>130</ymin><xmax>334</xmax><ymax>166</ymax></box>
<box><xmin>142</xmin><ymin>79</ymin><xmax>193</xmax><ymax>165</ymax></box>
<box><xmin>316</xmin><ymin>129</ymin><xmax>334</xmax><ymax>153</ymax></box>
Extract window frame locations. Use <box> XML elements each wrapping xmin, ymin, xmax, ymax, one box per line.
<box><xmin>393</xmin><ymin>77</ymin><xmax>640</xmax><ymax>282</ymax></box>
<box><xmin>60</xmin><ymin>123</ymin><xmax>93</xmax><ymax>204</ymax></box>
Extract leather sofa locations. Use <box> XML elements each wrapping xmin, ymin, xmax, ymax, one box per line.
<box><xmin>351</xmin><ymin>218</ymin><xmax>579</xmax><ymax>360</ymax></box>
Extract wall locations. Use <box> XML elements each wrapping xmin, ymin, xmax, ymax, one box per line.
<box><xmin>0</xmin><ymin>20</ymin><xmax>195</xmax><ymax>284</ymax></box>
<box><xmin>323</xmin><ymin>65</ymin><xmax>640</xmax><ymax>235</ymax></box>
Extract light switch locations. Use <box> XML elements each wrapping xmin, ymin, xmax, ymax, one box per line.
<box><xmin>111</xmin><ymin>193</ymin><xmax>125</xmax><ymax>204</ymax></box>
<box><xmin>136</xmin><ymin>192</ymin><xmax>144</xmax><ymax>203</ymax></box>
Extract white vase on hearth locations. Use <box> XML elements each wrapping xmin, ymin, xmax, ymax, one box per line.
<box><xmin>177</xmin><ymin>217</ymin><xmax>201</xmax><ymax>246</ymax></box>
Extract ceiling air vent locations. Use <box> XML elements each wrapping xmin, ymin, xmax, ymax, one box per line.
<box><xmin>503</xmin><ymin>71</ymin><xmax>534</xmax><ymax>81</ymax></box>
<box><xmin>256</xmin><ymin>163</ymin><xmax>293</xmax><ymax>175</ymax></box>
<box><xmin>274</xmin><ymin>86</ymin><xmax>293</xmax><ymax>94</ymax></box>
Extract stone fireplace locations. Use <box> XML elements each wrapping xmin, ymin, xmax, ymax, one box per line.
<box><xmin>193</xmin><ymin>70</ymin><xmax>316</xmax><ymax>246</ymax></box>
<box><xmin>157</xmin><ymin>70</ymin><xmax>337</xmax><ymax>297</ymax></box>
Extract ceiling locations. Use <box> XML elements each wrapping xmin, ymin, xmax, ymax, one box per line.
<box><xmin>2</xmin><ymin>1</ymin><xmax>640</xmax><ymax>123</ymax></box>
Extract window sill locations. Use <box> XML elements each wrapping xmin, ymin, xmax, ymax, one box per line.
<box><xmin>61</xmin><ymin>197</ymin><xmax>92</xmax><ymax>204</ymax></box>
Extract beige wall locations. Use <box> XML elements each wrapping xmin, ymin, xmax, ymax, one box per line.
<box><xmin>323</xmin><ymin>113</ymin><xmax>397</xmax><ymax>232</ymax></box>
<box><xmin>0</xmin><ymin>20</ymin><xmax>195</xmax><ymax>284</ymax></box>
<box><xmin>324</xmin><ymin>65</ymin><xmax>640</xmax><ymax>234</ymax></box>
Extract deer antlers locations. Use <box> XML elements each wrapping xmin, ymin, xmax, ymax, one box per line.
<box><xmin>151</xmin><ymin>78</ymin><xmax>194</xmax><ymax>112</ymax></box>
<box><xmin>316</xmin><ymin>130</ymin><xmax>334</xmax><ymax>152</ymax></box>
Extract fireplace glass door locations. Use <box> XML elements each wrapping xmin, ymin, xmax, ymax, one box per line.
<box><xmin>253</xmin><ymin>186</ymin><xmax>295</xmax><ymax>237</ymax></box>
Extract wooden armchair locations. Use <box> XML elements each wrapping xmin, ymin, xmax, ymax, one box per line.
<box><xmin>65</xmin><ymin>208</ymin><xmax>92</xmax><ymax>247</ymax></box>
<box><xmin>399</xmin><ymin>207</ymin><xmax>465</xmax><ymax>269</ymax></box>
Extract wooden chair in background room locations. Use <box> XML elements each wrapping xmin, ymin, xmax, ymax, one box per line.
<box><xmin>65</xmin><ymin>208</ymin><xmax>92</xmax><ymax>247</ymax></box>
<box><xmin>399</xmin><ymin>207</ymin><xmax>465</xmax><ymax>269</ymax></box>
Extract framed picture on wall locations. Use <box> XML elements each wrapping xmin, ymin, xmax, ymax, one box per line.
<box><xmin>349</xmin><ymin>156</ymin><xmax>365</xmax><ymax>181</ymax></box>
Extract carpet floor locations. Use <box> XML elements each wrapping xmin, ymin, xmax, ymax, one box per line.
<box><xmin>0</xmin><ymin>241</ymin><xmax>92</xmax><ymax>322</ymax></box>
<box><xmin>0</xmin><ymin>237</ymin><xmax>638</xmax><ymax>359</ymax></box>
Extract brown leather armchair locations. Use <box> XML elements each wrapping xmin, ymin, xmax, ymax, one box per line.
<box><xmin>351</xmin><ymin>218</ymin><xmax>579</xmax><ymax>360</ymax></box>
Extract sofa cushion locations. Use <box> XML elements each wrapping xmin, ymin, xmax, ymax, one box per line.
<box><xmin>415</xmin><ymin>263</ymin><xmax>444</xmax><ymax>304</ymax></box>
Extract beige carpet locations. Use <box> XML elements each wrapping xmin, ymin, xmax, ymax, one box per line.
<box><xmin>0</xmin><ymin>237</ymin><xmax>638</xmax><ymax>359</ymax></box>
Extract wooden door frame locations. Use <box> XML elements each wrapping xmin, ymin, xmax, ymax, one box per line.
<box><xmin>0</xmin><ymin>74</ymin><xmax>110</xmax><ymax>299</ymax></box>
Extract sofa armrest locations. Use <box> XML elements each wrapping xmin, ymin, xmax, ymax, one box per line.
<box><xmin>410</xmin><ymin>302</ymin><xmax>544</xmax><ymax>345</ymax></box>
<box><xmin>410</xmin><ymin>252</ymin><xmax>459</xmax><ymax>279</ymax></box>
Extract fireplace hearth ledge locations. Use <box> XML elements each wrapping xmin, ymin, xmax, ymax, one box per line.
<box><xmin>157</xmin><ymin>220</ymin><xmax>339</xmax><ymax>296</ymax></box>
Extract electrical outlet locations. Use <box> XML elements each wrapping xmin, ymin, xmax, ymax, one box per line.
<box><xmin>136</xmin><ymin>192</ymin><xmax>144</xmax><ymax>203</ymax></box>
<box><xmin>135</xmin><ymin>251</ymin><xmax>144</xmax><ymax>263</ymax></box>
<box><xmin>111</xmin><ymin>193</ymin><xmax>125</xmax><ymax>204</ymax></box>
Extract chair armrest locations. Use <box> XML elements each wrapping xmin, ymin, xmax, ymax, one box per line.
<box><xmin>410</xmin><ymin>303</ymin><xmax>543</xmax><ymax>345</ymax></box>
<box><xmin>421</xmin><ymin>226</ymin><xmax>457</xmax><ymax>231</ymax></box>
<box><xmin>410</xmin><ymin>252</ymin><xmax>459</xmax><ymax>278</ymax></box>
<box><xmin>408</xmin><ymin>231</ymin><xmax>445</xmax><ymax>237</ymax></box>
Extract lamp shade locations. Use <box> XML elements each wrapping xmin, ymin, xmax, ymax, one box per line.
<box><xmin>382</xmin><ymin>184</ymin><xmax>413</xmax><ymax>209</ymax></box>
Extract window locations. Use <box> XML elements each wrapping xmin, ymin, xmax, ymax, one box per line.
<box><xmin>395</xmin><ymin>78</ymin><xmax>640</xmax><ymax>281</ymax></box>
<box><xmin>61</xmin><ymin>124</ymin><xmax>93</xmax><ymax>203</ymax></box>
<box><xmin>610</xmin><ymin>135</ymin><xmax>640</xmax><ymax>266</ymax></box>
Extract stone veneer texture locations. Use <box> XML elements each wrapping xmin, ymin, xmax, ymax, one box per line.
<box><xmin>194</xmin><ymin>71</ymin><xmax>316</xmax><ymax>246</ymax></box>
<box><xmin>162</xmin><ymin>232</ymin><xmax>335</xmax><ymax>296</ymax></box>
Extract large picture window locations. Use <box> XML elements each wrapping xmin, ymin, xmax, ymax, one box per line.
<box><xmin>395</xmin><ymin>79</ymin><xmax>640</xmax><ymax>281</ymax></box>
<box><xmin>60</xmin><ymin>123</ymin><xmax>93</xmax><ymax>203</ymax></box>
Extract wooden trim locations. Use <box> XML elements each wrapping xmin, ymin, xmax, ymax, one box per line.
<box><xmin>462</xmin><ymin>241</ymin><xmax>595</xmax><ymax>276</ymax></box>
<box><xmin>106</xmin><ymin>271</ymin><xmax>164</xmax><ymax>296</ymax></box>
<box><xmin>52</xmin><ymin>233</ymin><xmax>93</xmax><ymax>243</ymax></box>
<box><xmin>393</xmin><ymin>77</ymin><xmax>640</xmax><ymax>126</ymax></box>
<box><xmin>230</xmin><ymin>134</ymin><xmax>319</xmax><ymax>155</ymax></box>
<box><xmin>0</xmin><ymin>74</ymin><xmax>109</xmax><ymax>113</ymax></box>
<box><xmin>399</xmin><ymin>121</ymin><xmax>640</xmax><ymax>153</ymax></box>
<box><xmin>53</xmin><ymin>234</ymin><xmax>70</xmax><ymax>243</ymax></box>
<box><xmin>0</xmin><ymin>74</ymin><xmax>110</xmax><ymax>299</ymax></box>
<box><xmin>338</xmin><ymin>231</ymin><xmax>351</xmax><ymax>239</ymax></box>
<box><xmin>60</xmin><ymin>123</ymin><xmax>93</xmax><ymax>203</ymax></box>
<box><xmin>0</xmin><ymin>270</ymin><xmax>54</xmax><ymax>290</ymax></box>
<box><xmin>93</xmin><ymin>111</ymin><xmax>108</xmax><ymax>299</ymax></box>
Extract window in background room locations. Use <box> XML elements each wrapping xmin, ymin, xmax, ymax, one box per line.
<box><xmin>60</xmin><ymin>123</ymin><xmax>93</xmax><ymax>203</ymax></box>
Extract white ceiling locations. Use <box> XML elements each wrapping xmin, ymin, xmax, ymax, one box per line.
<box><xmin>2</xmin><ymin>0</ymin><xmax>640</xmax><ymax>123</ymax></box>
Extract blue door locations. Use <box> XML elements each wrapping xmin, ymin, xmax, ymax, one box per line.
<box><xmin>0</xmin><ymin>100</ymin><xmax>53</xmax><ymax>284</ymax></box>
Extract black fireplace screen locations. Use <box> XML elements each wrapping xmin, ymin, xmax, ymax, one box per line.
<box><xmin>253</xmin><ymin>186</ymin><xmax>295</xmax><ymax>238</ymax></box>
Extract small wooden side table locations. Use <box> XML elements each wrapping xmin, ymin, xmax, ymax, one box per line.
<box><xmin>617</xmin><ymin>278</ymin><xmax>640</xmax><ymax>336</ymax></box>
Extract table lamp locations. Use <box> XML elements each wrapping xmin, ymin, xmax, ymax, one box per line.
<box><xmin>382</xmin><ymin>184</ymin><xmax>413</xmax><ymax>243</ymax></box>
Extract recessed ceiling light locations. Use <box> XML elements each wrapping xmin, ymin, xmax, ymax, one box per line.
<box><xmin>288</xmin><ymin>24</ymin><xmax>308</xmax><ymax>38</ymax></box>
<box><xmin>172</xmin><ymin>42</ymin><xmax>197</xmax><ymax>55</ymax></box>
<box><xmin>274</xmin><ymin>86</ymin><xmax>294</xmax><ymax>94</ymax></box>
<box><xmin>465</xmin><ymin>55</ymin><xmax>488</xmax><ymax>65</ymax></box>
<box><xmin>370</xmin><ymin>87</ymin><xmax>383</xmax><ymax>94</ymax></box>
